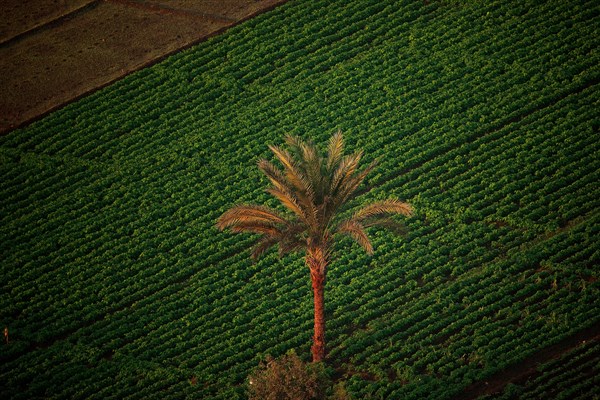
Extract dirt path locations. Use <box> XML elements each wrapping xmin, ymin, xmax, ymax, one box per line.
<box><xmin>0</xmin><ymin>0</ymin><xmax>287</xmax><ymax>134</ymax></box>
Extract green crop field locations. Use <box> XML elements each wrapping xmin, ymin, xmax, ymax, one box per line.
<box><xmin>1</xmin><ymin>0</ymin><xmax>599</xmax><ymax>398</ymax></box>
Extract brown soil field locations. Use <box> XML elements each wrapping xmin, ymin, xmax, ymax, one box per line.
<box><xmin>0</xmin><ymin>0</ymin><xmax>287</xmax><ymax>134</ymax></box>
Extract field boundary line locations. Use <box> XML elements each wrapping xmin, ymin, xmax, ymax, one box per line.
<box><xmin>106</xmin><ymin>0</ymin><xmax>237</xmax><ymax>23</ymax></box>
<box><xmin>0</xmin><ymin>1</ymin><xmax>101</xmax><ymax>48</ymax></box>
<box><xmin>455</xmin><ymin>323</ymin><xmax>600</xmax><ymax>400</ymax></box>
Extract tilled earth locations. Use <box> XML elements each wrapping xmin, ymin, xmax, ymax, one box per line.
<box><xmin>0</xmin><ymin>0</ymin><xmax>286</xmax><ymax>134</ymax></box>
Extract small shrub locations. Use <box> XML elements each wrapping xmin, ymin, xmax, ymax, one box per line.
<box><xmin>247</xmin><ymin>350</ymin><xmax>329</xmax><ymax>400</ymax></box>
<box><xmin>331</xmin><ymin>381</ymin><xmax>353</xmax><ymax>400</ymax></box>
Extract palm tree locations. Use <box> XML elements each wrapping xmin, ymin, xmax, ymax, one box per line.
<box><xmin>216</xmin><ymin>131</ymin><xmax>413</xmax><ymax>362</ymax></box>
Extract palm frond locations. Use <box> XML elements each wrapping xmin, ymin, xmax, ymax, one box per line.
<box><xmin>283</xmin><ymin>135</ymin><xmax>310</xmax><ymax>176</ymax></box>
<box><xmin>278</xmin><ymin>222</ymin><xmax>306</xmax><ymax>255</ymax></box>
<box><xmin>267</xmin><ymin>187</ymin><xmax>310</xmax><ymax>224</ymax></box>
<box><xmin>353</xmin><ymin>199</ymin><xmax>414</xmax><ymax>220</ymax></box>
<box><xmin>319</xmin><ymin>195</ymin><xmax>337</xmax><ymax>228</ymax></box>
<box><xmin>331</xmin><ymin>151</ymin><xmax>363</xmax><ymax>195</ymax></box>
<box><xmin>326</xmin><ymin>130</ymin><xmax>344</xmax><ymax>173</ymax></box>
<box><xmin>229</xmin><ymin>221</ymin><xmax>282</xmax><ymax>236</ymax></box>
<box><xmin>335</xmin><ymin>219</ymin><xmax>373</xmax><ymax>255</ymax></box>
<box><xmin>251</xmin><ymin>236</ymin><xmax>279</xmax><ymax>260</ymax></box>
<box><xmin>258</xmin><ymin>159</ymin><xmax>313</xmax><ymax>216</ymax></box>
<box><xmin>300</xmin><ymin>141</ymin><xmax>320</xmax><ymax>176</ymax></box>
<box><xmin>217</xmin><ymin>204</ymin><xmax>287</xmax><ymax>230</ymax></box>
<box><xmin>300</xmin><ymin>141</ymin><xmax>326</xmax><ymax>202</ymax></box>
<box><xmin>284</xmin><ymin>134</ymin><xmax>305</xmax><ymax>155</ymax></box>
<box><xmin>328</xmin><ymin>160</ymin><xmax>377</xmax><ymax>215</ymax></box>
<box><xmin>258</xmin><ymin>159</ymin><xmax>288</xmax><ymax>191</ymax></box>
<box><xmin>278</xmin><ymin>237</ymin><xmax>304</xmax><ymax>256</ymax></box>
<box><xmin>283</xmin><ymin>135</ymin><xmax>322</xmax><ymax>197</ymax></box>
<box><xmin>364</xmin><ymin>217</ymin><xmax>408</xmax><ymax>236</ymax></box>
<box><xmin>249</xmin><ymin>221</ymin><xmax>306</xmax><ymax>260</ymax></box>
<box><xmin>269</xmin><ymin>144</ymin><xmax>313</xmax><ymax>197</ymax></box>
<box><xmin>337</xmin><ymin>160</ymin><xmax>377</xmax><ymax>202</ymax></box>
<box><xmin>268</xmin><ymin>144</ymin><xmax>295</xmax><ymax>172</ymax></box>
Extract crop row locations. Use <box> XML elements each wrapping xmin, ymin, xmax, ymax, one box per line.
<box><xmin>480</xmin><ymin>339</ymin><xmax>599</xmax><ymax>400</ymax></box>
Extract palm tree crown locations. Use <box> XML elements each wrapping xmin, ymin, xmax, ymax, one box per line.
<box><xmin>217</xmin><ymin>131</ymin><xmax>413</xmax><ymax>259</ymax></box>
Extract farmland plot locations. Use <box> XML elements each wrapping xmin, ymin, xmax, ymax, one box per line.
<box><xmin>1</xmin><ymin>0</ymin><xmax>598</xmax><ymax>398</ymax></box>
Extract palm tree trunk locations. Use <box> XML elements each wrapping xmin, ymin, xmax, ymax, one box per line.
<box><xmin>307</xmin><ymin>246</ymin><xmax>327</xmax><ymax>362</ymax></box>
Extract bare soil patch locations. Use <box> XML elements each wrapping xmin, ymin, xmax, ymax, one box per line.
<box><xmin>0</xmin><ymin>0</ymin><xmax>95</xmax><ymax>43</ymax></box>
<box><xmin>0</xmin><ymin>0</ymin><xmax>287</xmax><ymax>134</ymax></box>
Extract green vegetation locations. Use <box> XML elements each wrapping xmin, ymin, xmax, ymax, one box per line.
<box><xmin>1</xmin><ymin>0</ymin><xmax>598</xmax><ymax>398</ymax></box>
<box><xmin>480</xmin><ymin>340</ymin><xmax>600</xmax><ymax>400</ymax></box>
